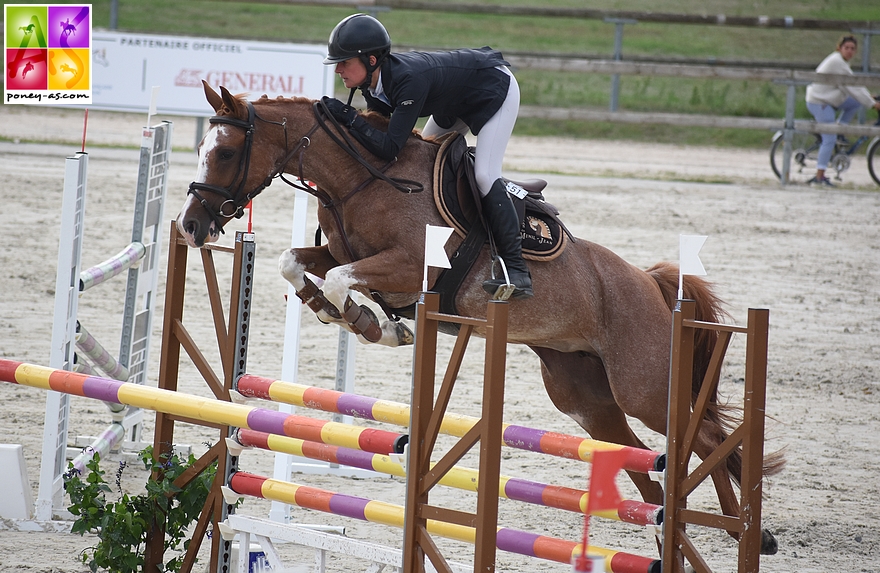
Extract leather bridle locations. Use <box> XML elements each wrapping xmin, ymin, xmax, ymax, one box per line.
<box><xmin>187</xmin><ymin>98</ymin><xmax>424</xmax><ymax>264</ymax></box>
<box><xmin>187</xmin><ymin>101</ymin><xmax>319</xmax><ymax>235</ymax></box>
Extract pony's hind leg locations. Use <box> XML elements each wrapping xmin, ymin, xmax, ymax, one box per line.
<box><xmin>531</xmin><ymin>347</ymin><xmax>664</xmax><ymax>506</ymax></box>
<box><xmin>534</xmin><ymin>347</ymin><xmax>779</xmax><ymax>556</ymax></box>
<box><xmin>691</xmin><ymin>424</ymin><xmax>779</xmax><ymax>555</ymax></box>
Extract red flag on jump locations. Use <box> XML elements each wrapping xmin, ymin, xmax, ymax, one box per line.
<box><xmin>576</xmin><ymin>449</ymin><xmax>629</xmax><ymax>571</ymax></box>
<box><xmin>585</xmin><ymin>449</ymin><xmax>628</xmax><ymax>513</ymax></box>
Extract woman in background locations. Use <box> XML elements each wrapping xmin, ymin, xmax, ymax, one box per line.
<box><xmin>805</xmin><ymin>34</ymin><xmax>880</xmax><ymax>187</ymax></box>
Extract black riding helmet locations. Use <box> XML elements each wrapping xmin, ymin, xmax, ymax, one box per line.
<box><xmin>324</xmin><ymin>14</ymin><xmax>391</xmax><ymax>93</ymax></box>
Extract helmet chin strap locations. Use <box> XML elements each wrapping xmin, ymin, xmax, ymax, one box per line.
<box><xmin>353</xmin><ymin>53</ymin><xmax>384</xmax><ymax>100</ymax></box>
<box><xmin>346</xmin><ymin>87</ymin><xmax>357</xmax><ymax>107</ymax></box>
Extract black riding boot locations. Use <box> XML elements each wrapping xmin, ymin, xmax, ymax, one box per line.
<box><xmin>481</xmin><ymin>179</ymin><xmax>533</xmax><ymax>299</ymax></box>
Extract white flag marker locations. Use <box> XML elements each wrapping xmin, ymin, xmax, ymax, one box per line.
<box><xmin>423</xmin><ymin>225</ymin><xmax>454</xmax><ymax>291</ymax></box>
<box><xmin>147</xmin><ymin>85</ymin><xmax>160</xmax><ymax>127</ymax></box>
<box><xmin>679</xmin><ymin>234</ymin><xmax>708</xmax><ymax>300</ymax></box>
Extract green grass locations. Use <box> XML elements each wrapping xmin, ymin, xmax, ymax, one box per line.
<box><xmin>514</xmin><ymin>117</ymin><xmax>774</xmax><ymax>147</ymax></box>
<box><xmin>6</xmin><ymin>0</ymin><xmax>880</xmax><ymax>147</ymax></box>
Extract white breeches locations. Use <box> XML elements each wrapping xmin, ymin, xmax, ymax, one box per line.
<box><xmin>421</xmin><ymin>66</ymin><xmax>520</xmax><ymax>196</ymax></box>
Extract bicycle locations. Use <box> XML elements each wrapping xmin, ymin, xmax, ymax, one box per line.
<box><xmin>769</xmin><ymin>109</ymin><xmax>880</xmax><ymax>186</ymax></box>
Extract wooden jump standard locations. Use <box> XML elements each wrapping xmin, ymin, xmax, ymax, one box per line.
<box><xmin>665</xmin><ymin>301</ymin><xmax>770</xmax><ymax>573</ymax></box>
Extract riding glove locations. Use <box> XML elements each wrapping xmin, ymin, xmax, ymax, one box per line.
<box><xmin>322</xmin><ymin>97</ymin><xmax>357</xmax><ymax>127</ymax></box>
<box><xmin>321</xmin><ymin>97</ymin><xmax>395</xmax><ymax>160</ymax></box>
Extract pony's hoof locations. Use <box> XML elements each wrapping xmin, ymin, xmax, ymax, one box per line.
<box><xmin>760</xmin><ymin>529</ymin><xmax>778</xmax><ymax>555</ymax></box>
<box><xmin>391</xmin><ymin>320</ymin><xmax>414</xmax><ymax>346</ymax></box>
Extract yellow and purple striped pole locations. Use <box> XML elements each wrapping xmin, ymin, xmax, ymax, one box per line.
<box><xmin>79</xmin><ymin>242</ymin><xmax>146</xmax><ymax>292</ymax></box>
<box><xmin>69</xmin><ymin>422</ymin><xmax>126</xmax><ymax>476</ymax></box>
<box><xmin>228</xmin><ymin>471</ymin><xmax>660</xmax><ymax>573</ymax></box>
<box><xmin>236</xmin><ymin>428</ymin><xmax>661</xmax><ymax>526</ymax></box>
<box><xmin>75</xmin><ymin>322</ymin><xmax>130</xmax><ymax>381</ymax></box>
<box><xmin>236</xmin><ymin>374</ymin><xmax>664</xmax><ymax>473</ymax></box>
<box><xmin>0</xmin><ymin>360</ymin><xmax>407</xmax><ymax>455</ymax></box>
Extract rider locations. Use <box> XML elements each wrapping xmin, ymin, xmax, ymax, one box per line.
<box><xmin>321</xmin><ymin>13</ymin><xmax>533</xmax><ymax>300</ymax></box>
<box><xmin>805</xmin><ymin>34</ymin><xmax>880</xmax><ymax>187</ymax></box>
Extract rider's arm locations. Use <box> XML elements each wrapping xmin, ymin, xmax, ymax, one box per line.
<box><xmin>349</xmin><ymin>74</ymin><xmax>429</xmax><ymax>161</ymax></box>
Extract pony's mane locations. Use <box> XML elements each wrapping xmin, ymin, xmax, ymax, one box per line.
<box><xmin>225</xmin><ymin>93</ymin><xmax>427</xmax><ymax>141</ymax></box>
<box><xmin>213</xmin><ymin>92</ymin><xmax>314</xmax><ymax>118</ymax></box>
<box><xmin>254</xmin><ymin>93</ymin><xmax>313</xmax><ymax>106</ymax></box>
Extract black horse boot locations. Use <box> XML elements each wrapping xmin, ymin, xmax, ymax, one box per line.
<box><xmin>481</xmin><ymin>178</ymin><xmax>533</xmax><ymax>299</ymax></box>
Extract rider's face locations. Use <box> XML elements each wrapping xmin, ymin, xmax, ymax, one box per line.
<box><xmin>335</xmin><ymin>58</ymin><xmax>368</xmax><ymax>89</ymax></box>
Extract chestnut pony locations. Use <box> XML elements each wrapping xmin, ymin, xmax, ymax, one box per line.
<box><xmin>177</xmin><ymin>82</ymin><xmax>780</xmax><ymax>554</ymax></box>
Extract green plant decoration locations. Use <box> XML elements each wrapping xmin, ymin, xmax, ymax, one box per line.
<box><xmin>64</xmin><ymin>446</ymin><xmax>216</xmax><ymax>573</ymax></box>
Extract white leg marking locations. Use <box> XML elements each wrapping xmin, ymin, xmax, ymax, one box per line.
<box><xmin>278</xmin><ymin>250</ymin><xmax>308</xmax><ymax>291</ymax></box>
<box><xmin>566</xmin><ymin>412</ymin><xmax>588</xmax><ymax>430</ymax></box>
<box><xmin>323</xmin><ymin>266</ymin><xmax>357</xmax><ymax>311</ymax></box>
<box><xmin>279</xmin><ymin>251</ymin><xmax>347</xmax><ymax>325</ymax></box>
<box><xmin>377</xmin><ymin>321</ymin><xmax>405</xmax><ymax>347</ymax></box>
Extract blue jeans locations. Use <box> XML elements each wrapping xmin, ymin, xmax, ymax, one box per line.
<box><xmin>807</xmin><ymin>97</ymin><xmax>862</xmax><ymax>170</ymax></box>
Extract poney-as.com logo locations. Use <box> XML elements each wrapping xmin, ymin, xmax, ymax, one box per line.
<box><xmin>5</xmin><ymin>4</ymin><xmax>92</xmax><ymax>104</ymax></box>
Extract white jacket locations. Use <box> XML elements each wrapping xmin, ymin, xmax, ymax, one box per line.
<box><xmin>805</xmin><ymin>51</ymin><xmax>876</xmax><ymax>108</ymax></box>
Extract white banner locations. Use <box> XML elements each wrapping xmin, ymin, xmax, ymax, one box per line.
<box><xmin>89</xmin><ymin>31</ymin><xmax>335</xmax><ymax>115</ymax></box>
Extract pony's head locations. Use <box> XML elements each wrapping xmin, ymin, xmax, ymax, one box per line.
<box><xmin>177</xmin><ymin>81</ymin><xmax>288</xmax><ymax>247</ymax></box>
<box><xmin>177</xmin><ymin>81</ymin><xmax>428</xmax><ymax>248</ymax></box>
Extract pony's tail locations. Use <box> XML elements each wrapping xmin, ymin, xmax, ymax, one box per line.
<box><xmin>646</xmin><ymin>261</ymin><xmax>726</xmax><ymax>364</ymax></box>
<box><xmin>646</xmin><ymin>262</ymin><xmax>784</xmax><ymax>484</ymax></box>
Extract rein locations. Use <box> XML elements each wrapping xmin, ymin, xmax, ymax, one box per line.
<box><xmin>276</xmin><ymin>100</ymin><xmax>425</xmax><ymax>262</ymax></box>
<box><xmin>309</xmin><ymin>99</ymin><xmax>424</xmax><ymax>195</ymax></box>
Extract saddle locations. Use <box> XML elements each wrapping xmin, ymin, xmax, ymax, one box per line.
<box><xmin>428</xmin><ymin>133</ymin><xmax>574</xmax><ymax>316</ymax></box>
<box><xmin>433</xmin><ymin>133</ymin><xmax>573</xmax><ymax>261</ymax></box>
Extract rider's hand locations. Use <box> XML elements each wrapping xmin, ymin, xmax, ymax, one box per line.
<box><xmin>322</xmin><ymin>97</ymin><xmax>357</xmax><ymax>127</ymax></box>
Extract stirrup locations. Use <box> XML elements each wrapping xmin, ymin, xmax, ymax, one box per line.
<box><xmin>486</xmin><ymin>257</ymin><xmax>516</xmax><ymax>301</ymax></box>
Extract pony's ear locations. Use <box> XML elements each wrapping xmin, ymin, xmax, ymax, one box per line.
<box><xmin>203</xmin><ymin>80</ymin><xmax>223</xmax><ymax>113</ymax></box>
<box><xmin>219</xmin><ymin>86</ymin><xmax>245</xmax><ymax>117</ymax></box>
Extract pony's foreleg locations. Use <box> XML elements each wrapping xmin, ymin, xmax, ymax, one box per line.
<box><xmin>293</xmin><ymin>274</ymin><xmax>386</xmax><ymax>343</ymax></box>
<box><xmin>295</xmin><ymin>275</ymin><xmax>342</xmax><ymax>322</ymax></box>
<box><xmin>279</xmin><ymin>248</ymin><xmax>412</xmax><ymax>347</ymax></box>
<box><xmin>279</xmin><ymin>247</ymin><xmax>348</xmax><ymax>326</ymax></box>
<box><xmin>323</xmin><ymin>265</ymin><xmax>414</xmax><ymax>347</ymax></box>
<box><xmin>300</xmin><ymin>282</ymin><xmax>392</xmax><ymax>345</ymax></box>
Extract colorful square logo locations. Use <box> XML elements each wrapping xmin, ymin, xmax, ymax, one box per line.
<box><xmin>5</xmin><ymin>4</ymin><xmax>92</xmax><ymax>104</ymax></box>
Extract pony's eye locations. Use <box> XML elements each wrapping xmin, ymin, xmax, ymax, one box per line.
<box><xmin>218</xmin><ymin>149</ymin><xmax>236</xmax><ymax>161</ymax></box>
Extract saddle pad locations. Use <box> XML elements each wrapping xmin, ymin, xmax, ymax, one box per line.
<box><xmin>432</xmin><ymin>134</ymin><xmax>567</xmax><ymax>261</ymax></box>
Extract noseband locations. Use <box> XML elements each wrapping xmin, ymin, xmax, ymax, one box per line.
<box><xmin>187</xmin><ymin>101</ymin><xmax>319</xmax><ymax>235</ymax></box>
